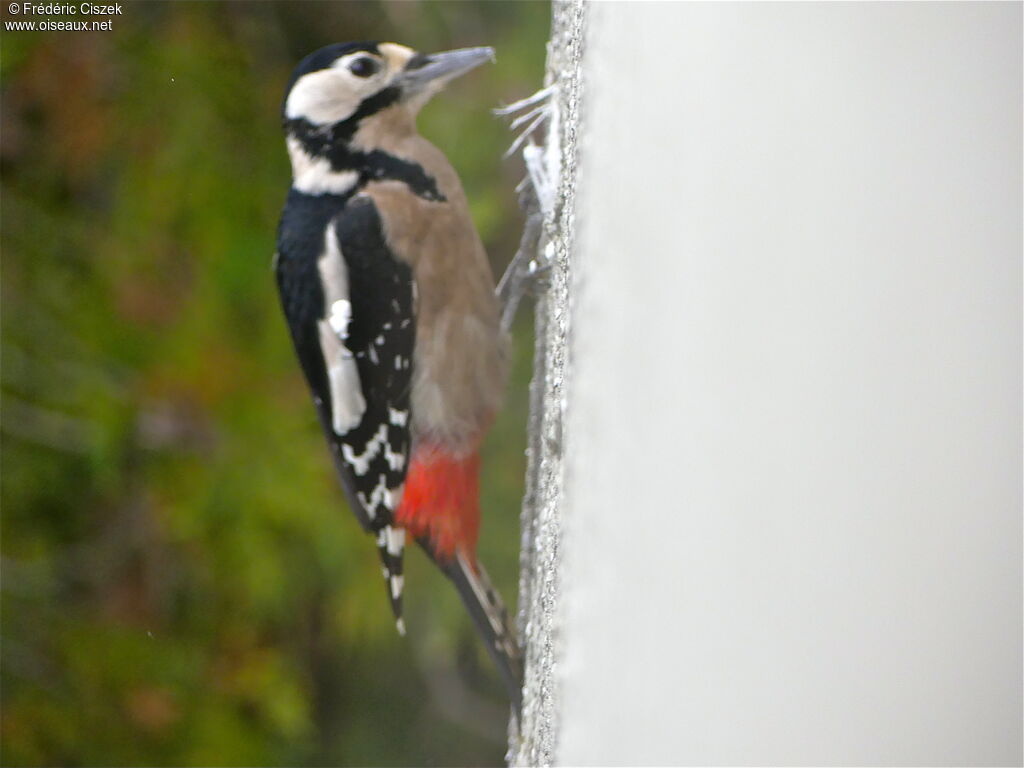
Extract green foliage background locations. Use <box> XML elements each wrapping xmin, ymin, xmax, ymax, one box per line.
<box><xmin>0</xmin><ymin>2</ymin><xmax>549</xmax><ymax>765</ymax></box>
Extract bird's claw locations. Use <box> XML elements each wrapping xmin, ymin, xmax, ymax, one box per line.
<box><xmin>497</xmin><ymin>204</ymin><xmax>548</xmax><ymax>333</ymax></box>
<box><xmin>495</xmin><ymin>86</ymin><xmax>558</xmax><ymax>331</ymax></box>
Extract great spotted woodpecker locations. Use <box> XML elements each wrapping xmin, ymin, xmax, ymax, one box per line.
<box><xmin>274</xmin><ymin>42</ymin><xmax>522</xmax><ymax>713</ymax></box>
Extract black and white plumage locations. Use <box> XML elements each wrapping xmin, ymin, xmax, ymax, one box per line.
<box><xmin>277</xmin><ymin>188</ymin><xmax>415</xmax><ymax>625</ymax></box>
<box><xmin>273</xmin><ymin>39</ymin><xmax>523</xmax><ymax>717</ymax></box>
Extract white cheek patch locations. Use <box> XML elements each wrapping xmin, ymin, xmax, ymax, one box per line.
<box><xmin>318</xmin><ymin>225</ymin><xmax>366</xmax><ymax>434</ymax></box>
<box><xmin>285</xmin><ymin>69</ymin><xmax>363</xmax><ymax>125</ymax></box>
<box><xmin>286</xmin><ymin>52</ymin><xmax>393</xmax><ymax>126</ymax></box>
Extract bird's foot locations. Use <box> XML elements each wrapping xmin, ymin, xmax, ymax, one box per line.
<box><xmin>495</xmin><ymin>86</ymin><xmax>558</xmax><ymax>332</ymax></box>
<box><xmin>497</xmin><ymin>187</ymin><xmax>550</xmax><ymax>333</ymax></box>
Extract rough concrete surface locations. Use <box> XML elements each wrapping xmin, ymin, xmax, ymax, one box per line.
<box><xmin>507</xmin><ymin>2</ymin><xmax>586</xmax><ymax>765</ymax></box>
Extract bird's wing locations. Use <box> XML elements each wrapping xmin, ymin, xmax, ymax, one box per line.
<box><xmin>277</xmin><ymin>193</ymin><xmax>415</xmax><ymax>625</ymax></box>
<box><xmin>331</xmin><ymin>196</ymin><xmax>415</xmax><ymax>624</ymax></box>
<box><xmin>323</xmin><ymin>197</ymin><xmax>415</xmax><ymax>522</ymax></box>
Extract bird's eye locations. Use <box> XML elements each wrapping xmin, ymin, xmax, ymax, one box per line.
<box><xmin>349</xmin><ymin>57</ymin><xmax>380</xmax><ymax>78</ymax></box>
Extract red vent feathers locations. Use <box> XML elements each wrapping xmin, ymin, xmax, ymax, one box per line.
<box><xmin>395</xmin><ymin>446</ymin><xmax>481</xmax><ymax>560</ymax></box>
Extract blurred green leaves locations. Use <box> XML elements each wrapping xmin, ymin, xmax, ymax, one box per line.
<box><xmin>1</xmin><ymin>2</ymin><xmax>548</xmax><ymax>765</ymax></box>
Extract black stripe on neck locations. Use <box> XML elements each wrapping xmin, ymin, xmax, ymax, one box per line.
<box><xmin>356</xmin><ymin>149</ymin><xmax>446</xmax><ymax>202</ymax></box>
<box><xmin>337</xmin><ymin>86</ymin><xmax>401</xmax><ymax>143</ymax></box>
<box><xmin>281</xmin><ymin>85</ymin><xmax>400</xmax><ymax>152</ymax></box>
<box><xmin>286</xmin><ymin>113</ymin><xmax>446</xmax><ymax>203</ymax></box>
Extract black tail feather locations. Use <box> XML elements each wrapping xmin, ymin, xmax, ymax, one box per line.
<box><xmin>375</xmin><ymin>525</ymin><xmax>406</xmax><ymax>635</ymax></box>
<box><xmin>417</xmin><ymin>539</ymin><xmax>523</xmax><ymax>720</ymax></box>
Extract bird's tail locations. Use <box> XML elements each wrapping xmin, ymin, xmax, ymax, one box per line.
<box><xmin>375</xmin><ymin>524</ymin><xmax>407</xmax><ymax>635</ymax></box>
<box><xmin>399</xmin><ymin>445</ymin><xmax>523</xmax><ymax>716</ymax></box>
<box><xmin>419</xmin><ymin>540</ymin><xmax>523</xmax><ymax>719</ymax></box>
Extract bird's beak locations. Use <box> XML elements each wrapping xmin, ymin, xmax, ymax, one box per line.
<box><xmin>399</xmin><ymin>46</ymin><xmax>495</xmax><ymax>94</ymax></box>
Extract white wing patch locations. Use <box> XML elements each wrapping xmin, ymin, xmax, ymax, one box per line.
<box><xmin>328</xmin><ymin>298</ymin><xmax>352</xmax><ymax>336</ymax></box>
<box><xmin>318</xmin><ymin>225</ymin><xmax>366</xmax><ymax>435</ymax></box>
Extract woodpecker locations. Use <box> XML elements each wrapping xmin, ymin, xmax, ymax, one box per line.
<box><xmin>274</xmin><ymin>41</ymin><xmax>522</xmax><ymax>713</ymax></box>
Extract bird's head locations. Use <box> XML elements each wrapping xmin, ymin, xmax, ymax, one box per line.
<box><xmin>282</xmin><ymin>41</ymin><xmax>494</xmax><ymax>131</ymax></box>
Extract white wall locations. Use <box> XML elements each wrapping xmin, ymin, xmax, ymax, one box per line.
<box><xmin>560</xmin><ymin>4</ymin><xmax>1022</xmax><ymax>764</ymax></box>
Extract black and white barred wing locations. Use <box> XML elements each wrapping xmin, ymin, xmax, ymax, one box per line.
<box><xmin>318</xmin><ymin>196</ymin><xmax>416</xmax><ymax>628</ymax></box>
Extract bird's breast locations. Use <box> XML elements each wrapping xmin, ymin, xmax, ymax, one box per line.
<box><xmin>360</xmin><ymin>166</ymin><xmax>508</xmax><ymax>454</ymax></box>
